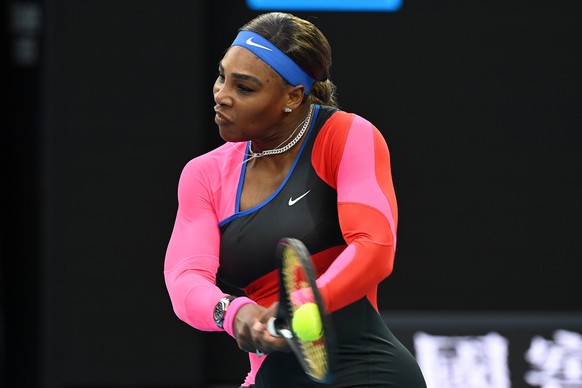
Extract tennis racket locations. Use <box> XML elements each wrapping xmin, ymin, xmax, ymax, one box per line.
<box><xmin>267</xmin><ymin>238</ymin><xmax>335</xmax><ymax>384</ymax></box>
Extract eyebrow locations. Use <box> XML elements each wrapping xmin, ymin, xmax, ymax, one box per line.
<box><xmin>218</xmin><ymin>62</ymin><xmax>263</xmax><ymax>87</ymax></box>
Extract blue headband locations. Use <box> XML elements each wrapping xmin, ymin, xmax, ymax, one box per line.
<box><xmin>231</xmin><ymin>30</ymin><xmax>316</xmax><ymax>95</ymax></box>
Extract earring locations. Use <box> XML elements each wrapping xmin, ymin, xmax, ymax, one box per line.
<box><xmin>284</xmin><ymin>107</ymin><xmax>292</xmax><ymax>113</ymax></box>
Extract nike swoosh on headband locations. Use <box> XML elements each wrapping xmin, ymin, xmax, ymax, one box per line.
<box><xmin>232</xmin><ymin>31</ymin><xmax>315</xmax><ymax>95</ymax></box>
<box><xmin>245</xmin><ymin>37</ymin><xmax>273</xmax><ymax>51</ymax></box>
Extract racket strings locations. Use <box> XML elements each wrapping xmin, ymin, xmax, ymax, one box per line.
<box><xmin>298</xmin><ymin>339</ymin><xmax>328</xmax><ymax>379</ymax></box>
<box><xmin>281</xmin><ymin>247</ymin><xmax>329</xmax><ymax>381</ymax></box>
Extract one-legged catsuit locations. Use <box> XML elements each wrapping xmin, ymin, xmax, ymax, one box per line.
<box><xmin>164</xmin><ymin>105</ymin><xmax>427</xmax><ymax>387</ymax></box>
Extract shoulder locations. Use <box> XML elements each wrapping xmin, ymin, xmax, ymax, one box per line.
<box><xmin>180</xmin><ymin>142</ymin><xmax>245</xmax><ymax>187</ymax></box>
<box><xmin>317</xmin><ymin>106</ymin><xmax>357</xmax><ymax>131</ymax></box>
<box><xmin>183</xmin><ymin>142</ymin><xmax>244</xmax><ymax>172</ymax></box>
<box><xmin>315</xmin><ymin>108</ymin><xmax>381</xmax><ymax>150</ymax></box>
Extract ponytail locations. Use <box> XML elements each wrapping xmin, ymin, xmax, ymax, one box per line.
<box><xmin>308</xmin><ymin>79</ymin><xmax>338</xmax><ymax>107</ymax></box>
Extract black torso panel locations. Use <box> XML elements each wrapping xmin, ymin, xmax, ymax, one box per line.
<box><xmin>218</xmin><ymin>106</ymin><xmax>344</xmax><ymax>289</ymax></box>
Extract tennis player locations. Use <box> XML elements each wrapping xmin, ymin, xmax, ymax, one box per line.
<box><xmin>164</xmin><ymin>12</ymin><xmax>426</xmax><ymax>387</ymax></box>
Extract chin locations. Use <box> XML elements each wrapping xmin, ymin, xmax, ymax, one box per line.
<box><xmin>218</xmin><ymin>127</ymin><xmax>245</xmax><ymax>143</ymax></box>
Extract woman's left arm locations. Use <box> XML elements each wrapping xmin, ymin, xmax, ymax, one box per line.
<box><xmin>313</xmin><ymin>113</ymin><xmax>398</xmax><ymax>313</ymax></box>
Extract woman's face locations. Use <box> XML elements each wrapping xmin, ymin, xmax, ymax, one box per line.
<box><xmin>213</xmin><ymin>46</ymin><xmax>290</xmax><ymax>143</ymax></box>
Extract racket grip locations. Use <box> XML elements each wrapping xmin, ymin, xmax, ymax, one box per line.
<box><xmin>268</xmin><ymin>317</ymin><xmax>294</xmax><ymax>339</ymax></box>
<box><xmin>267</xmin><ymin>317</ymin><xmax>281</xmax><ymax>337</ymax></box>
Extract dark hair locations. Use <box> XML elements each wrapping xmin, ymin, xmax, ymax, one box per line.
<box><xmin>241</xmin><ymin>12</ymin><xmax>338</xmax><ymax>107</ymax></box>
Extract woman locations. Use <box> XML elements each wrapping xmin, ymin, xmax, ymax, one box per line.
<box><xmin>164</xmin><ymin>12</ymin><xmax>426</xmax><ymax>387</ymax></box>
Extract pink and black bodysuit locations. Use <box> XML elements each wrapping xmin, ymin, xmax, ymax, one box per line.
<box><xmin>165</xmin><ymin>105</ymin><xmax>426</xmax><ymax>387</ymax></box>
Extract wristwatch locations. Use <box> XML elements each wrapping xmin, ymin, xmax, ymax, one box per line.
<box><xmin>213</xmin><ymin>295</ymin><xmax>237</xmax><ymax>329</ymax></box>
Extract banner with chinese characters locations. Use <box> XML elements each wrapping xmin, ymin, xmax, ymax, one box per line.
<box><xmin>383</xmin><ymin>312</ymin><xmax>582</xmax><ymax>388</ymax></box>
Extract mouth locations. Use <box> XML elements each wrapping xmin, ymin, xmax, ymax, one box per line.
<box><xmin>214</xmin><ymin>107</ymin><xmax>232</xmax><ymax>126</ymax></box>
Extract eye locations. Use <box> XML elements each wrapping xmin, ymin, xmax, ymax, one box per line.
<box><xmin>237</xmin><ymin>84</ymin><xmax>254</xmax><ymax>94</ymax></box>
<box><xmin>216</xmin><ymin>71</ymin><xmax>225</xmax><ymax>82</ymax></box>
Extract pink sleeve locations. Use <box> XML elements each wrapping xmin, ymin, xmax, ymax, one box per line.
<box><xmin>164</xmin><ymin>158</ymin><xmax>254</xmax><ymax>332</ymax></box>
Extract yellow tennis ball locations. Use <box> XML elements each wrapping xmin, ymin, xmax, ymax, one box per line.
<box><xmin>291</xmin><ymin>302</ymin><xmax>323</xmax><ymax>341</ymax></box>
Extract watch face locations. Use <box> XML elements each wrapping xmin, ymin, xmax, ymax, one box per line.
<box><xmin>214</xmin><ymin>303</ymin><xmax>224</xmax><ymax>319</ymax></box>
<box><xmin>214</xmin><ymin>297</ymin><xmax>234</xmax><ymax>328</ymax></box>
<box><xmin>214</xmin><ymin>301</ymin><xmax>225</xmax><ymax>326</ymax></box>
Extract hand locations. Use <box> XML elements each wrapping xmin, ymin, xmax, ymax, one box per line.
<box><xmin>232</xmin><ymin>304</ymin><xmax>264</xmax><ymax>353</ymax></box>
<box><xmin>233</xmin><ymin>303</ymin><xmax>288</xmax><ymax>355</ymax></box>
<box><xmin>257</xmin><ymin>302</ymin><xmax>289</xmax><ymax>353</ymax></box>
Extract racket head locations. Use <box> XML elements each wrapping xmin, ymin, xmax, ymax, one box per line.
<box><xmin>275</xmin><ymin>237</ymin><xmax>335</xmax><ymax>383</ymax></box>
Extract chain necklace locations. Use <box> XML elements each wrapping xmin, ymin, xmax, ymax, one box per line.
<box><xmin>245</xmin><ymin>104</ymin><xmax>314</xmax><ymax>162</ymax></box>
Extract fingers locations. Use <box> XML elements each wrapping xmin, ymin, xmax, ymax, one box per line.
<box><xmin>232</xmin><ymin>302</ymin><xmax>289</xmax><ymax>354</ymax></box>
<box><xmin>258</xmin><ymin>302</ymin><xmax>278</xmax><ymax>325</ymax></box>
<box><xmin>251</xmin><ymin>320</ymin><xmax>288</xmax><ymax>354</ymax></box>
<box><xmin>235</xmin><ymin>320</ymin><xmax>259</xmax><ymax>353</ymax></box>
<box><xmin>233</xmin><ymin>304</ymin><xmax>264</xmax><ymax>353</ymax></box>
<box><xmin>239</xmin><ymin>320</ymin><xmax>287</xmax><ymax>355</ymax></box>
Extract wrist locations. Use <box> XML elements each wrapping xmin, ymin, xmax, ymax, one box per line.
<box><xmin>223</xmin><ymin>296</ymin><xmax>256</xmax><ymax>337</ymax></box>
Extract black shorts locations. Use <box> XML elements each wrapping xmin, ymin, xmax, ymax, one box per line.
<box><xmin>253</xmin><ymin>298</ymin><xmax>427</xmax><ymax>387</ymax></box>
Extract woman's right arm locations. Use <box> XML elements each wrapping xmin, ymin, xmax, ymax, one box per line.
<box><xmin>164</xmin><ymin>159</ymin><xmax>236</xmax><ymax>332</ymax></box>
<box><xmin>164</xmin><ymin>158</ymin><xmax>280</xmax><ymax>358</ymax></box>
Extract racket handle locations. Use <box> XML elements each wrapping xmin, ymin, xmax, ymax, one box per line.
<box><xmin>267</xmin><ymin>317</ymin><xmax>281</xmax><ymax>337</ymax></box>
<box><xmin>267</xmin><ymin>317</ymin><xmax>294</xmax><ymax>339</ymax></box>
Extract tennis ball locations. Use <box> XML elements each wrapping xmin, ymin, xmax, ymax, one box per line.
<box><xmin>291</xmin><ymin>302</ymin><xmax>323</xmax><ymax>341</ymax></box>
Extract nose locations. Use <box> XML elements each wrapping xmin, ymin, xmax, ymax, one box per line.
<box><xmin>213</xmin><ymin>82</ymin><xmax>232</xmax><ymax>107</ymax></box>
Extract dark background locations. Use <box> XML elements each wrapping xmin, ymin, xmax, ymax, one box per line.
<box><xmin>2</xmin><ymin>0</ymin><xmax>581</xmax><ymax>386</ymax></box>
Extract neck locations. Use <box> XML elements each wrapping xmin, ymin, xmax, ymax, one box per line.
<box><xmin>245</xmin><ymin>104</ymin><xmax>314</xmax><ymax>163</ymax></box>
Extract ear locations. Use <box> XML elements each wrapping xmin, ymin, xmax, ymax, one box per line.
<box><xmin>285</xmin><ymin>85</ymin><xmax>306</xmax><ymax>111</ymax></box>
